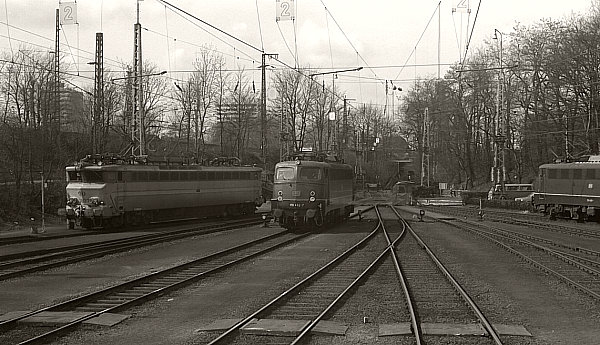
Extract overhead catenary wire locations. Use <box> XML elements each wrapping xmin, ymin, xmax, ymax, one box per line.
<box><xmin>393</xmin><ymin>1</ymin><xmax>441</xmax><ymax>81</ymax></box>
<box><xmin>154</xmin><ymin>0</ymin><xmax>257</xmax><ymax>65</ymax></box>
<box><xmin>461</xmin><ymin>0</ymin><xmax>483</xmax><ymax>65</ymax></box>
<box><xmin>255</xmin><ymin>0</ymin><xmax>264</xmax><ymax>52</ymax></box>
<box><xmin>164</xmin><ymin>5</ymin><xmax>171</xmax><ymax>72</ymax></box>
<box><xmin>318</xmin><ymin>0</ymin><xmax>381</xmax><ymax>92</ymax></box>
<box><xmin>156</xmin><ymin>0</ymin><xmax>263</xmax><ymax>54</ymax></box>
<box><xmin>3</xmin><ymin>0</ymin><xmax>13</xmax><ymax>58</ymax></box>
<box><xmin>142</xmin><ymin>26</ymin><xmax>254</xmax><ymax>64</ymax></box>
<box><xmin>0</xmin><ymin>20</ymin><xmax>125</xmax><ymax>70</ymax></box>
<box><xmin>276</xmin><ymin>21</ymin><xmax>296</xmax><ymax>62</ymax></box>
<box><xmin>60</xmin><ymin>24</ymin><xmax>79</xmax><ymax>74</ymax></box>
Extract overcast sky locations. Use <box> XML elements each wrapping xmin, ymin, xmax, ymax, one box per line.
<box><xmin>0</xmin><ymin>0</ymin><xmax>594</xmax><ymax>107</ymax></box>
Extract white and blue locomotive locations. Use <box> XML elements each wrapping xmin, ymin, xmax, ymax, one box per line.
<box><xmin>271</xmin><ymin>152</ymin><xmax>354</xmax><ymax>230</ymax></box>
<box><xmin>65</xmin><ymin>154</ymin><xmax>263</xmax><ymax>229</ymax></box>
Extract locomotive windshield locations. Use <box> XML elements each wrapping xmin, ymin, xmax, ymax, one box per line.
<box><xmin>81</xmin><ymin>171</ymin><xmax>104</xmax><ymax>183</ymax></box>
<box><xmin>299</xmin><ymin>167</ymin><xmax>321</xmax><ymax>181</ymax></box>
<box><xmin>67</xmin><ymin>171</ymin><xmax>82</xmax><ymax>182</ymax></box>
<box><xmin>276</xmin><ymin>167</ymin><xmax>295</xmax><ymax>180</ymax></box>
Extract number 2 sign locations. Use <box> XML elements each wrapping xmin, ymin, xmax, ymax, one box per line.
<box><xmin>59</xmin><ymin>2</ymin><xmax>78</xmax><ymax>25</ymax></box>
<box><xmin>276</xmin><ymin>0</ymin><xmax>295</xmax><ymax>22</ymax></box>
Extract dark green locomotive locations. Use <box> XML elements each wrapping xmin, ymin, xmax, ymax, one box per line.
<box><xmin>271</xmin><ymin>152</ymin><xmax>354</xmax><ymax>231</ymax></box>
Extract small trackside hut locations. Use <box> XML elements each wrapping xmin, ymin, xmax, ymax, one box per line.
<box><xmin>64</xmin><ymin>154</ymin><xmax>263</xmax><ymax>229</ymax></box>
<box><xmin>271</xmin><ymin>152</ymin><xmax>354</xmax><ymax>231</ymax></box>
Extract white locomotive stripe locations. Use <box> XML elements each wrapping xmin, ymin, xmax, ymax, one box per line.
<box><xmin>537</xmin><ymin>192</ymin><xmax>597</xmax><ymax>198</ymax></box>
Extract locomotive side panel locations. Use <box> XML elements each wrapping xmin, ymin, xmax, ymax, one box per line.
<box><xmin>534</xmin><ymin>162</ymin><xmax>600</xmax><ymax>220</ymax></box>
<box><xmin>66</xmin><ymin>160</ymin><xmax>262</xmax><ymax>229</ymax></box>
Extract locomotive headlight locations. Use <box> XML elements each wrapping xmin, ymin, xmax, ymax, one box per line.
<box><xmin>310</xmin><ymin>190</ymin><xmax>316</xmax><ymax>196</ymax></box>
<box><xmin>277</xmin><ymin>191</ymin><xmax>283</xmax><ymax>196</ymax></box>
<box><xmin>277</xmin><ymin>196</ymin><xmax>283</xmax><ymax>202</ymax></box>
<box><xmin>309</xmin><ymin>196</ymin><xmax>316</xmax><ymax>202</ymax></box>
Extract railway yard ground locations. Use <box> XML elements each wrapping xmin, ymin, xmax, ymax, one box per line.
<box><xmin>0</xmin><ymin>195</ymin><xmax>599</xmax><ymax>344</ymax></box>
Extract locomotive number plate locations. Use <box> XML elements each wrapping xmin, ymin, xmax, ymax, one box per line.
<box><xmin>289</xmin><ymin>203</ymin><xmax>305</xmax><ymax>208</ymax></box>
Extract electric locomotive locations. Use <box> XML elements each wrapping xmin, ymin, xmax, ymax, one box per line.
<box><xmin>271</xmin><ymin>152</ymin><xmax>354</xmax><ymax>231</ymax></box>
<box><xmin>533</xmin><ymin>155</ymin><xmax>600</xmax><ymax>221</ymax></box>
<box><xmin>65</xmin><ymin>154</ymin><xmax>263</xmax><ymax>229</ymax></box>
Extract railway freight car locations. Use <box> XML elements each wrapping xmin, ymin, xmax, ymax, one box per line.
<box><xmin>271</xmin><ymin>152</ymin><xmax>354</xmax><ymax>231</ymax></box>
<box><xmin>65</xmin><ymin>154</ymin><xmax>263</xmax><ymax>229</ymax></box>
<box><xmin>533</xmin><ymin>156</ymin><xmax>600</xmax><ymax>221</ymax></box>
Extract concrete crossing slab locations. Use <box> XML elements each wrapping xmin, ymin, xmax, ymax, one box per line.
<box><xmin>195</xmin><ymin>318</ymin><xmax>243</xmax><ymax>332</ymax></box>
<box><xmin>83</xmin><ymin>313</ymin><xmax>130</xmax><ymax>326</ymax></box>
<box><xmin>312</xmin><ymin>320</ymin><xmax>348</xmax><ymax>335</ymax></box>
<box><xmin>240</xmin><ymin>318</ymin><xmax>310</xmax><ymax>336</ymax></box>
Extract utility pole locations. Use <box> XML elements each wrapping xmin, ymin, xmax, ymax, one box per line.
<box><xmin>54</xmin><ymin>9</ymin><xmax>60</xmax><ymax>148</ymax></box>
<box><xmin>492</xmin><ymin>29</ymin><xmax>506</xmax><ymax>194</ymax></box>
<box><xmin>421</xmin><ymin>107</ymin><xmax>430</xmax><ymax>187</ymax></box>
<box><xmin>342</xmin><ymin>97</ymin><xmax>355</xmax><ymax>158</ymax></box>
<box><xmin>133</xmin><ymin>0</ymin><xmax>144</xmax><ymax>156</ymax></box>
<box><xmin>261</xmin><ymin>52</ymin><xmax>278</xmax><ymax>168</ymax></box>
<box><xmin>93</xmin><ymin>33</ymin><xmax>104</xmax><ymax>154</ymax></box>
<box><xmin>124</xmin><ymin>70</ymin><xmax>133</xmax><ymax>155</ymax></box>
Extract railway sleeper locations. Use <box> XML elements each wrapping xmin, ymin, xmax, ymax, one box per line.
<box><xmin>113</xmin><ymin>292</ymin><xmax>145</xmax><ymax>298</ymax></box>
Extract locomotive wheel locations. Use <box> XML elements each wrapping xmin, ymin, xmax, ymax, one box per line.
<box><xmin>110</xmin><ymin>216</ymin><xmax>124</xmax><ymax>229</ymax></box>
<box><xmin>549</xmin><ymin>208</ymin><xmax>557</xmax><ymax>221</ymax></box>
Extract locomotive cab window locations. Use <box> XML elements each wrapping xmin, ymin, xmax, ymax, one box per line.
<box><xmin>299</xmin><ymin>167</ymin><xmax>321</xmax><ymax>181</ymax></box>
<box><xmin>67</xmin><ymin>171</ymin><xmax>81</xmax><ymax>182</ymax></box>
<box><xmin>276</xmin><ymin>167</ymin><xmax>295</xmax><ymax>180</ymax></box>
<box><xmin>103</xmin><ymin>171</ymin><xmax>117</xmax><ymax>183</ymax></box>
<box><xmin>81</xmin><ymin>171</ymin><xmax>103</xmax><ymax>183</ymax></box>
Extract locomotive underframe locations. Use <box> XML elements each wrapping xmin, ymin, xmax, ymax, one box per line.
<box><xmin>272</xmin><ymin>200</ymin><xmax>354</xmax><ymax>232</ymax></box>
<box><xmin>67</xmin><ymin>201</ymin><xmax>257</xmax><ymax>229</ymax></box>
<box><xmin>533</xmin><ymin>193</ymin><xmax>600</xmax><ymax>222</ymax></box>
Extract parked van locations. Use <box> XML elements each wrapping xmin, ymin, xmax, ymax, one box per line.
<box><xmin>487</xmin><ymin>183</ymin><xmax>534</xmax><ymax>200</ymax></box>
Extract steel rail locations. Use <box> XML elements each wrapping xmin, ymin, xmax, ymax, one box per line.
<box><xmin>2</xmin><ymin>231</ymin><xmax>306</xmax><ymax>345</ymax></box>
<box><xmin>289</xmin><ymin>205</ymin><xmax>408</xmax><ymax>344</ymax></box>
<box><xmin>1</xmin><ymin>229</ymin><xmax>290</xmax><ymax>328</ymax></box>
<box><xmin>479</xmin><ymin>222</ymin><xmax>600</xmax><ymax>260</ymax></box>
<box><xmin>449</xmin><ymin>218</ymin><xmax>600</xmax><ymax>300</ymax></box>
<box><xmin>479</xmin><ymin>224</ymin><xmax>600</xmax><ymax>276</ymax></box>
<box><xmin>0</xmin><ymin>218</ymin><xmax>260</xmax><ymax>261</ymax></box>
<box><xmin>0</xmin><ymin>219</ymin><xmax>262</xmax><ymax>280</ymax></box>
<box><xmin>374</xmin><ymin>204</ymin><xmax>423</xmax><ymax>345</ymax></box>
<box><xmin>0</xmin><ymin>233</ymin><xmax>92</xmax><ymax>246</ymax></box>
<box><xmin>389</xmin><ymin>206</ymin><xmax>504</xmax><ymax>345</ymax></box>
<box><xmin>427</xmin><ymin>205</ymin><xmax>600</xmax><ymax>239</ymax></box>
<box><xmin>207</xmin><ymin>218</ymin><xmax>384</xmax><ymax>345</ymax></box>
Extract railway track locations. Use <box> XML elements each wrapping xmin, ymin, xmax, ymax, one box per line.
<box><xmin>0</xmin><ymin>230</ymin><xmax>305</xmax><ymax>345</ymax></box>
<box><xmin>203</xmin><ymin>204</ymin><xmax>503</xmax><ymax>345</ymax></box>
<box><xmin>0</xmin><ymin>218</ymin><xmax>263</xmax><ymax>281</ymax></box>
<box><xmin>427</xmin><ymin>205</ymin><xmax>600</xmax><ymax>240</ymax></box>
<box><xmin>386</xmin><ymin>206</ymin><xmax>502</xmax><ymax>345</ymax></box>
<box><xmin>433</xmin><ymin>213</ymin><xmax>600</xmax><ymax>301</ymax></box>
<box><xmin>0</xmin><ymin>232</ymin><xmax>94</xmax><ymax>246</ymax></box>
